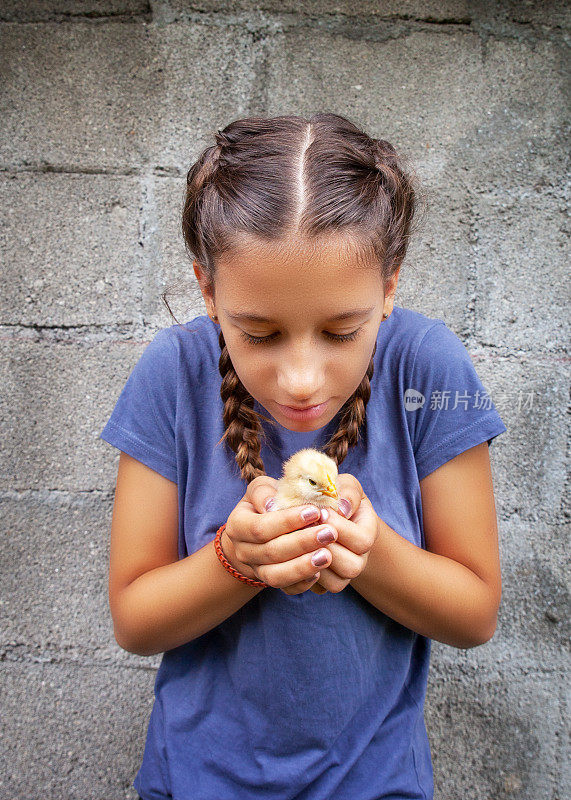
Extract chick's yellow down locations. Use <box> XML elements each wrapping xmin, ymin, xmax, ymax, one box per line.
<box><xmin>272</xmin><ymin>448</ymin><xmax>339</xmax><ymax>594</ymax></box>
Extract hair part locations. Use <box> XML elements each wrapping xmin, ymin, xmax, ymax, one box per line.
<box><xmin>163</xmin><ymin>112</ymin><xmax>424</xmax><ymax>483</ymax></box>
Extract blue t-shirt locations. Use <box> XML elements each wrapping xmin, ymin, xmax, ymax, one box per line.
<box><xmin>100</xmin><ymin>305</ymin><xmax>507</xmax><ymax>800</ymax></box>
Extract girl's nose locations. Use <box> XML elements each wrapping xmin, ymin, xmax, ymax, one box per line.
<box><xmin>277</xmin><ymin>342</ymin><xmax>325</xmax><ymax>400</ymax></box>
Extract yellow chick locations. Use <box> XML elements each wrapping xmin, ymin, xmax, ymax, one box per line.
<box><xmin>272</xmin><ymin>448</ymin><xmax>339</xmax><ymax>594</ymax></box>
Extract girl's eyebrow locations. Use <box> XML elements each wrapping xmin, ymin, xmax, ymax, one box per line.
<box><xmin>224</xmin><ymin>307</ymin><xmax>375</xmax><ymax>323</ymax></box>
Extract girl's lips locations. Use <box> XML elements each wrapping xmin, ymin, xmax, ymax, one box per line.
<box><xmin>277</xmin><ymin>401</ymin><xmax>328</xmax><ymax>421</ymax></box>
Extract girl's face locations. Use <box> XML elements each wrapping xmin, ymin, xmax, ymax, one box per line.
<box><xmin>194</xmin><ymin>235</ymin><xmax>399</xmax><ymax>432</ymax></box>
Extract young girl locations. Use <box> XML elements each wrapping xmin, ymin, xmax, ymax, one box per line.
<box><xmin>100</xmin><ymin>113</ymin><xmax>507</xmax><ymax>800</ymax></box>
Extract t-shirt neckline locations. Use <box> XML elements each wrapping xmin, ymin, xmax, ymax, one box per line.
<box><xmin>253</xmin><ymin>398</ymin><xmax>343</xmax><ymax>457</ymax></box>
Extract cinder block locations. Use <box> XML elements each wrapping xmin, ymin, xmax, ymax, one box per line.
<box><xmin>399</xmin><ymin>181</ymin><xmax>477</xmax><ymax>337</ymax></box>
<box><xmin>475</xmin><ymin>0</ymin><xmax>570</xmax><ymax>27</ymax></box>
<box><xmin>139</xmin><ymin>175</ymin><xmax>206</xmax><ymax>329</ymax></box>
<box><xmin>263</xmin><ymin>29</ymin><xmax>484</xmax><ymax>161</ymax></box>
<box><xmin>0</xmin><ymin>23</ymin><xmax>157</xmax><ymax>169</ymax></box>
<box><xmin>454</xmin><ymin>36</ymin><xmax>568</xmax><ymax>193</ymax></box>
<box><xmin>0</xmin><ymin>338</ymin><xmax>163</xmax><ymax>491</ymax></box>
<box><xmin>157</xmin><ymin>0</ymin><xmax>570</xmax><ymax>28</ymax></box>
<box><xmin>156</xmin><ymin>1</ymin><xmax>472</xmax><ymax>21</ymax></box>
<box><xmin>494</xmin><ymin>516</ymin><xmax>570</xmax><ymax>661</ymax></box>
<box><xmin>473</xmin><ymin>190</ymin><xmax>569</xmax><ymax>352</ymax></box>
<box><xmin>0</xmin><ymin>0</ymin><xmax>150</xmax><ymax>22</ymax></box>
<box><xmin>0</xmin><ymin>172</ymin><xmax>143</xmax><ymax>326</ymax></box>
<box><xmin>0</xmin><ymin>659</ymin><xmax>155</xmax><ymax>799</ymax></box>
<box><xmin>149</xmin><ymin>22</ymin><xmax>258</xmax><ymax>169</ymax></box>
<box><xmin>425</xmin><ymin>665</ymin><xmax>564</xmax><ymax>799</ymax></box>
<box><xmin>0</xmin><ymin>491</ymin><xmax>162</xmax><ymax>661</ymax></box>
<box><xmin>468</xmin><ymin>349</ymin><xmax>568</xmax><ymax>523</ymax></box>
<box><xmin>0</xmin><ymin>21</ymin><xmax>256</xmax><ymax>170</ymax></box>
<box><xmin>6</xmin><ymin>0</ymin><xmax>567</xmax><ymax>27</ymax></box>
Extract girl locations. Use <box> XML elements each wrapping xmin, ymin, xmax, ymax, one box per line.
<box><xmin>100</xmin><ymin>113</ymin><xmax>507</xmax><ymax>800</ymax></box>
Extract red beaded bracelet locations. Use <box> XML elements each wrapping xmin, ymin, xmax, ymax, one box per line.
<box><xmin>213</xmin><ymin>523</ymin><xmax>269</xmax><ymax>589</ymax></box>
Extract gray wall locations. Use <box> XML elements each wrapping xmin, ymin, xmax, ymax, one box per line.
<box><xmin>1</xmin><ymin>2</ymin><xmax>568</xmax><ymax>798</ymax></box>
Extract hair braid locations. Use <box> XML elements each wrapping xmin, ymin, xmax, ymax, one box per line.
<box><xmin>321</xmin><ymin>341</ymin><xmax>377</xmax><ymax>467</ymax></box>
<box><xmin>215</xmin><ymin>328</ymin><xmax>269</xmax><ymax>484</ymax></box>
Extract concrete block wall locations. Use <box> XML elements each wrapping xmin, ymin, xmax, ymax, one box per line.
<box><xmin>0</xmin><ymin>2</ymin><xmax>568</xmax><ymax>798</ymax></box>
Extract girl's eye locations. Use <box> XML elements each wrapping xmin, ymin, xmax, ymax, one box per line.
<box><xmin>239</xmin><ymin>327</ymin><xmax>363</xmax><ymax>346</ymax></box>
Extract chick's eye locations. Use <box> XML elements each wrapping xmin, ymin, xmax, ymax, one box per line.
<box><xmin>308</xmin><ymin>478</ymin><xmax>317</xmax><ymax>486</ymax></box>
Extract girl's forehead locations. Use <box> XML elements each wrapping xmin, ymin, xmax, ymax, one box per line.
<box><xmin>221</xmin><ymin>262</ymin><xmax>383</xmax><ymax>316</ymax></box>
<box><xmin>213</xmin><ymin>235</ymin><xmax>384</xmax><ymax>318</ymax></box>
<box><xmin>215</xmin><ymin>234</ymin><xmax>381</xmax><ymax>294</ymax></box>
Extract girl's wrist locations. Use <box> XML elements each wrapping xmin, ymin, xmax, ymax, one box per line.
<box><xmin>220</xmin><ymin>529</ymin><xmax>259</xmax><ymax>581</ymax></box>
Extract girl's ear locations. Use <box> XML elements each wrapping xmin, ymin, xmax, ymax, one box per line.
<box><xmin>383</xmin><ymin>265</ymin><xmax>401</xmax><ymax>314</ymax></box>
<box><xmin>193</xmin><ymin>260</ymin><xmax>217</xmax><ymax>316</ymax></box>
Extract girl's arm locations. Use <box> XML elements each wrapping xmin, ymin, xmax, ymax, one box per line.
<box><xmin>109</xmin><ymin>452</ymin><xmax>262</xmax><ymax>657</ymax></box>
<box><xmin>350</xmin><ymin>442</ymin><xmax>502</xmax><ymax>649</ymax></box>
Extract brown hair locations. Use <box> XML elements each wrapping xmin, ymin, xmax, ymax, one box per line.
<box><xmin>164</xmin><ymin>113</ymin><xmax>423</xmax><ymax>484</ymax></box>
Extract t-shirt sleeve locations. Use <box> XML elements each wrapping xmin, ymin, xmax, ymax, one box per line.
<box><xmin>406</xmin><ymin>322</ymin><xmax>507</xmax><ymax>482</ymax></box>
<box><xmin>99</xmin><ymin>328</ymin><xmax>178</xmax><ymax>483</ymax></box>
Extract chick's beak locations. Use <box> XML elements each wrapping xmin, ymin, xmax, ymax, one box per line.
<box><xmin>320</xmin><ymin>477</ymin><xmax>338</xmax><ymax>499</ymax></box>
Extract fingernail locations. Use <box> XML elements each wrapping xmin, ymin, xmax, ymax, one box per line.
<box><xmin>301</xmin><ymin>506</ymin><xmax>319</xmax><ymax>522</ymax></box>
<box><xmin>311</xmin><ymin>550</ymin><xmax>329</xmax><ymax>567</ymax></box>
<box><xmin>265</xmin><ymin>498</ymin><xmax>277</xmax><ymax>511</ymax></box>
<box><xmin>338</xmin><ymin>499</ymin><xmax>351</xmax><ymax>518</ymax></box>
<box><xmin>320</xmin><ymin>509</ymin><xmax>329</xmax><ymax>522</ymax></box>
<box><xmin>317</xmin><ymin>527</ymin><xmax>336</xmax><ymax>544</ymax></box>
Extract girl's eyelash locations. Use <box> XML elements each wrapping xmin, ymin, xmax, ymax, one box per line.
<box><xmin>240</xmin><ymin>327</ymin><xmax>363</xmax><ymax>345</ymax></box>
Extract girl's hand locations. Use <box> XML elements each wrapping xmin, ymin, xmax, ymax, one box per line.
<box><xmin>222</xmin><ymin>476</ymin><xmax>342</xmax><ymax>594</ymax></box>
<box><xmin>264</xmin><ymin>473</ymin><xmax>380</xmax><ymax>594</ymax></box>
